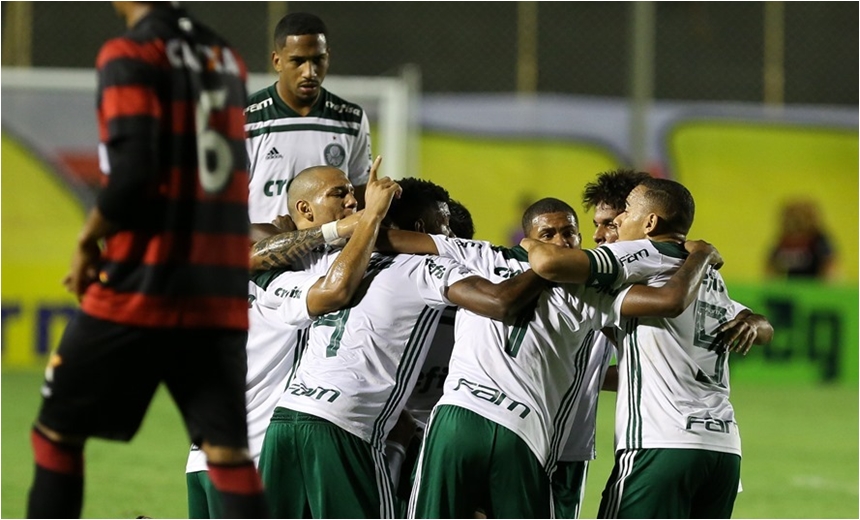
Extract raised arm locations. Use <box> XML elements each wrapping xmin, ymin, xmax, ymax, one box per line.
<box><xmin>249</xmin><ymin>156</ymin><xmax>386</xmax><ymax>271</ymax></box>
<box><xmin>445</xmin><ymin>270</ymin><xmax>548</xmax><ymax>321</ymax></box>
<box><xmin>619</xmin><ymin>240</ymin><xmax>722</xmax><ymax>318</ymax></box>
<box><xmin>305</xmin><ymin>160</ymin><xmax>402</xmax><ymax>316</ymax></box>
<box><xmin>376</xmin><ymin>229</ymin><xmax>440</xmax><ymax>255</ymax></box>
<box><xmin>521</xmin><ymin>238</ymin><xmax>593</xmax><ymax>284</ymax></box>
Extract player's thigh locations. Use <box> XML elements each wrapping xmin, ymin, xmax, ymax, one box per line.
<box><xmin>258</xmin><ymin>410</ymin><xmax>309</xmax><ymax>519</ymax></box>
<box><xmin>486</xmin><ymin>423</ymin><xmax>552</xmax><ymax>519</ymax></box>
<box><xmin>691</xmin><ymin>452</ymin><xmax>741</xmax><ymax>519</ymax></box>
<box><xmin>285</xmin><ymin>409</ymin><xmax>390</xmax><ymax>519</ymax></box>
<box><xmin>599</xmin><ymin>448</ymin><xmax>697</xmax><ymax>518</ymax></box>
<box><xmin>186</xmin><ymin>470</ymin><xmax>223</xmax><ymax>519</ymax></box>
<box><xmin>552</xmin><ymin>460</ymin><xmax>588</xmax><ymax>519</ymax></box>
<box><xmin>163</xmin><ymin>328</ymin><xmax>249</xmax><ymax>448</ymax></box>
<box><xmin>410</xmin><ymin>405</ymin><xmax>493</xmax><ymax>519</ymax></box>
<box><xmin>37</xmin><ymin>312</ymin><xmax>161</xmax><ymax>441</ymax></box>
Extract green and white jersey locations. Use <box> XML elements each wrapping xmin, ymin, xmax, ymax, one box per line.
<box><xmin>598</xmin><ymin>240</ymin><xmax>746</xmax><ymax>456</ymax></box>
<box><xmin>559</xmin><ymin>334</ymin><xmax>615</xmax><ymax>462</ymax></box>
<box><xmin>185</xmin><ymin>276</ymin><xmax>310</xmax><ymax>473</ymax></box>
<box><xmin>429</xmin><ymin>235</ymin><xmax>630</xmax><ymax>471</ymax></box>
<box><xmin>275</xmin><ymin>252</ymin><xmax>475</xmax><ymax>448</ymax></box>
<box><xmin>244</xmin><ymin>84</ymin><xmax>372</xmax><ymax>224</ymax></box>
<box><xmin>405</xmin><ymin>306</ymin><xmax>457</xmax><ymax>430</ymax></box>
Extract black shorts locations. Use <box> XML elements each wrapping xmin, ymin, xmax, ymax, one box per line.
<box><xmin>37</xmin><ymin>312</ymin><xmax>249</xmax><ymax>448</ymax></box>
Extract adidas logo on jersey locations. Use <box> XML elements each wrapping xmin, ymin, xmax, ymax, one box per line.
<box><xmin>266</xmin><ymin>147</ymin><xmax>283</xmax><ymax>160</ymax></box>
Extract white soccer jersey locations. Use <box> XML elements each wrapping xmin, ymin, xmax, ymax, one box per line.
<box><xmin>559</xmin><ymin>334</ymin><xmax>615</xmax><ymax>462</ymax></box>
<box><xmin>185</xmin><ymin>274</ymin><xmax>314</xmax><ymax>473</ymax></box>
<box><xmin>244</xmin><ymin>84</ymin><xmax>372</xmax><ymax>224</ymax></box>
<box><xmin>405</xmin><ymin>306</ymin><xmax>457</xmax><ymax>431</ymax></box>
<box><xmin>275</xmin><ymin>253</ymin><xmax>475</xmax><ymax>449</ymax></box>
<box><xmin>597</xmin><ymin>239</ymin><xmax>747</xmax><ymax>456</ymax></box>
<box><xmin>429</xmin><ymin>236</ymin><xmax>630</xmax><ymax>471</ymax></box>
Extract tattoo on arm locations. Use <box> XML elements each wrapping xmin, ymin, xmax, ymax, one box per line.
<box><xmin>251</xmin><ymin>227</ymin><xmax>324</xmax><ymax>270</ymax></box>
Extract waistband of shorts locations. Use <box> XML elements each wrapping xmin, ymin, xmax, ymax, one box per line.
<box><xmin>271</xmin><ymin>407</ymin><xmax>331</xmax><ymax>424</ymax></box>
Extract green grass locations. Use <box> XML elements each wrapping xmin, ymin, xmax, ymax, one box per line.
<box><xmin>3</xmin><ymin>369</ymin><xmax>857</xmax><ymax>518</ymax></box>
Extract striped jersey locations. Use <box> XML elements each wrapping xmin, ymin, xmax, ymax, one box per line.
<box><xmin>86</xmin><ymin>7</ymin><xmax>250</xmax><ymax>329</ymax></box>
<box><xmin>405</xmin><ymin>306</ymin><xmax>457</xmax><ymax>430</ymax></box>
<box><xmin>597</xmin><ymin>240</ymin><xmax>746</xmax><ymax>456</ymax></box>
<box><xmin>185</xmin><ymin>274</ymin><xmax>312</xmax><ymax>473</ymax></box>
<box><xmin>275</xmin><ymin>252</ymin><xmax>475</xmax><ymax>448</ymax></box>
<box><xmin>244</xmin><ymin>84</ymin><xmax>372</xmax><ymax>223</ymax></box>
<box><xmin>430</xmin><ymin>236</ymin><xmax>630</xmax><ymax>471</ymax></box>
<box><xmin>559</xmin><ymin>334</ymin><xmax>615</xmax><ymax>462</ymax></box>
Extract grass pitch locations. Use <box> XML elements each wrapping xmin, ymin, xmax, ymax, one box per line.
<box><xmin>2</xmin><ymin>369</ymin><xmax>857</xmax><ymax>518</ymax></box>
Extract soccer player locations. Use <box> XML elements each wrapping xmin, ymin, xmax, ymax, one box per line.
<box><xmin>378</xmin><ymin>198</ymin><xmax>721</xmax><ymax>518</ymax></box>
<box><xmin>245</xmin><ymin>12</ymin><xmax>372</xmax><ymax>226</ymax></box>
<box><xmin>552</xmin><ymin>169</ymin><xmax>652</xmax><ymax>519</ymax></box>
<box><xmin>185</xmin><ymin>159</ymin><xmax>398</xmax><ymax>518</ymax></box>
<box><xmin>257</xmin><ymin>177</ymin><xmax>546</xmax><ymax>518</ymax></box>
<box><xmin>26</xmin><ymin>3</ymin><xmax>267</xmax><ymax>518</ymax></box>
<box><xmin>525</xmin><ymin>178</ymin><xmax>774</xmax><ymax>518</ymax></box>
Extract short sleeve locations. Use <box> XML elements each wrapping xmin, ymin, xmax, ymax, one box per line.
<box><xmin>414</xmin><ymin>255</ymin><xmax>476</xmax><ymax>308</ymax></box>
<box><xmin>255</xmin><ymin>270</ymin><xmax>321</xmax><ymax>327</ymax></box>
<box><xmin>347</xmin><ymin>110</ymin><xmax>372</xmax><ymax>185</ymax></box>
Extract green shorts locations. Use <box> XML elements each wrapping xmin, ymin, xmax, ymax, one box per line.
<box><xmin>408</xmin><ymin>405</ymin><xmax>551</xmax><ymax>518</ymax></box>
<box><xmin>186</xmin><ymin>470</ymin><xmax>222</xmax><ymax>519</ymax></box>
<box><xmin>258</xmin><ymin>407</ymin><xmax>396</xmax><ymax>518</ymax></box>
<box><xmin>552</xmin><ymin>460</ymin><xmax>588</xmax><ymax>519</ymax></box>
<box><xmin>598</xmin><ymin>448</ymin><xmax>741</xmax><ymax>518</ymax></box>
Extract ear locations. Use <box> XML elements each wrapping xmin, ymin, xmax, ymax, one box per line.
<box><xmin>272</xmin><ymin>50</ymin><xmax>281</xmax><ymax>72</ymax></box>
<box><xmin>296</xmin><ymin>200</ymin><xmax>313</xmax><ymax>222</ymax></box>
<box><xmin>644</xmin><ymin>213</ymin><xmax>660</xmax><ymax>235</ymax></box>
<box><xmin>413</xmin><ymin>219</ymin><xmax>426</xmax><ymax>233</ymax></box>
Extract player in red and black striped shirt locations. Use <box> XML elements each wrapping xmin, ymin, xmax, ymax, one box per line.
<box><xmin>27</xmin><ymin>3</ymin><xmax>268</xmax><ymax>518</ymax></box>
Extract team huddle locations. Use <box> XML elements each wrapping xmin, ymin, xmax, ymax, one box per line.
<box><xmin>26</xmin><ymin>4</ymin><xmax>773</xmax><ymax>520</ymax></box>
<box><xmin>189</xmin><ymin>11</ymin><xmax>773</xmax><ymax>519</ymax></box>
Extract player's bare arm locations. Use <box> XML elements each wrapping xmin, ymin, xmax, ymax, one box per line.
<box><xmin>65</xmin><ymin>207</ymin><xmax>119</xmax><ymax>301</ymax></box>
<box><xmin>445</xmin><ymin>269</ymin><xmax>548</xmax><ymax>321</ymax></box>
<box><xmin>711</xmin><ymin>310</ymin><xmax>774</xmax><ymax>356</ymax></box>
<box><xmin>619</xmin><ymin>240</ymin><xmax>723</xmax><ymax>318</ymax></box>
<box><xmin>520</xmin><ymin>237</ymin><xmax>592</xmax><ymax>283</ymax></box>
<box><xmin>305</xmin><ymin>163</ymin><xmax>402</xmax><ymax>316</ymax></box>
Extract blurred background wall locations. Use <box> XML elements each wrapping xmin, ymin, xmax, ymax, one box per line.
<box><xmin>2</xmin><ymin>1</ymin><xmax>857</xmax><ymax>385</ymax></box>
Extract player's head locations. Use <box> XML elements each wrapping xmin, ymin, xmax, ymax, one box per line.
<box><xmin>384</xmin><ymin>178</ymin><xmax>453</xmax><ymax>236</ymax></box>
<box><xmin>287</xmin><ymin>165</ymin><xmax>357</xmax><ymax>229</ymax></box>
<box><xmin>615</xmin><ymin>178</ymin><xmax>695</xmax><ymax>242</ymax></box>
<box><xmin>521</xmin><ymin>198</ymin><xmax>581</xmax><ymax>249</ymax></box>
<box><xmin>582</xmin><ymin>169</ymin><xmax>652</xmax><ymax>246</ymax></box>
<box><xmin>448</xmin><ymin>199</ymin><xmax>475</xmax><ymax>239</ymax></box>
<box><xmin>272</xmin><ymin>13</ymin><xmax>329</xmax><ymax>108</ymax></box>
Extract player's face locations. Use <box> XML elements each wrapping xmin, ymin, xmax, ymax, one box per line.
<box><xmin>527</xmin><ymin>211</ymin><xmax>581</xmax><ymax>249</ymax></box>
<box><xmin>420</xmin><ymin>202</ymin><xmax>454</xmax><ymax>238</ymax></box>
<box><xmin>310</xmin><ymin>169</ymin><xmax>357</xmax><ymax>223</ymax></box>
<box><xmin>615</xmin><ymin>185</ymin><xmax>651</xmax><ymax>241</ymax></box>
<box><xmin>273</xmin><ymin>34</ymin><xmax>329</xmax><ymax>108</ymax></box>
<box><xmin>592</xmin><ymin>202</ymin><xmax>622</xmax><ymax>245</ymax></box>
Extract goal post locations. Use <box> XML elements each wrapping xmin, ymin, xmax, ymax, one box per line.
<box><xmin>1</xmin><ymin>66</ymin><xmax>420</xmax><ymax>180</ymax></box>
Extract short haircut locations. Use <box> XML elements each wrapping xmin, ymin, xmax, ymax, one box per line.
<box><xmin>384</xmin><ymin>177</ymin><xmax>450</xmax><ymax>231</ymax></box>
<box><xmin>521</xmin><ymin>197</ymin><xmax>578</xmax><ymax>235</ymax></box>
<box><xmin>448</xmin><ymin>199</ymin><xmax>475</xmax><ymax>239</ymax></box>
<box><xmin>639</xmin><ymin>178</ymin><xmax>696</xmax><ymax>235</ymax></box>
<box><xmin>582</xmin><ymin>169</ymin><xmax>652</xmax><ymax>212</ymax></box>
<box><xmin>274</xmin><ymin>12</ymin><xmax>328</xmax><ymax>49</ymax></box>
